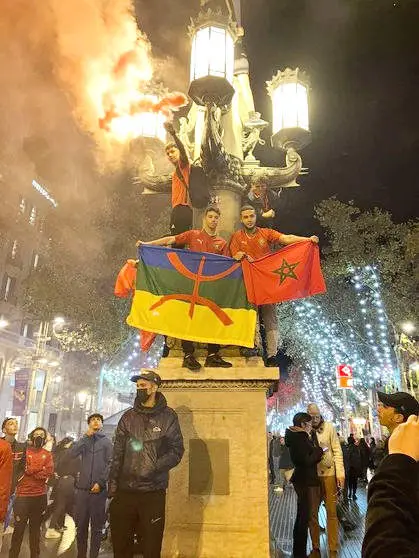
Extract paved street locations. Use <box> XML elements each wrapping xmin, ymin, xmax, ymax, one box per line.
<box><xmin>1</xmin><ymin>486</ymin><xmax>367</xmax><ymax>557</ymax></box>
<box><xmin>269</xmin><ymin>484</ymin><xmax>368</xmax><ymax>557</ymax></box>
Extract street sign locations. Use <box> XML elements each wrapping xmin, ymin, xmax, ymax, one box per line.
<box><xmin>336</xmin><ymin>364</ymin><xmax>354</xmax><ymax>389</ymax></box>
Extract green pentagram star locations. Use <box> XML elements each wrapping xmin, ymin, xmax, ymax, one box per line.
<box><xmin>273</xmin><ymin>258</ymin><xmax>300</xmax><ymax>284</ymax></box>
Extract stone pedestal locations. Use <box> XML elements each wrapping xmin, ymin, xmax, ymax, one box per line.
<box><xmin>159</xmin><ymin>357</ymin><xmax>276</xmax><ymax>558</ymax></box>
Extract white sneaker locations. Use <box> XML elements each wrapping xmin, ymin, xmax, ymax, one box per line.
<box><xmin>45</xmin><ymin>528</ymin><xmax>61</xmax><ymax>539</ymax></box>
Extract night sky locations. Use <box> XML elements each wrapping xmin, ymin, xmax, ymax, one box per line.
<box><xmin>137</xmin><ymin>0</ymin><xmax>419</xmax><ymax>235</ymax></box>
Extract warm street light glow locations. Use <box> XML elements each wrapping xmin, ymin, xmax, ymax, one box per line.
<box><xmin>53</xmin><ymin>316</ymin><xmax>66</xmax><ymax>326</ymax></box>
<box><xmin>77</xmin><ymin>390</ymin><xmax>88</xmax><ymax>405</ymax></box>
<box><xmin>267</xmin><ymin>68</ymin><xmax>311</xmax><ymax>150</ymax></box>
<box><xmin>106</xmin><ymin>95</ymin><xmax>167</xmax><ymax>143</ymax></box>
<box><xmin>401</xmin><ymin>321</ymin><xmax>415</xmax><ymax>335</ymax></box>
<box><xmin>55</xmin><ymin>375</ymin><xmax>62</xmax><ymax>383</ymax></box>
<box><xmin>0</xmin><ymin>318</ymin><xmax>9</xmax><ymax>329</ymax></box>
<box><xmin>49</xmin><ymin>361</ymin><xmax>60</xmax><ymax>367</ymax></box>
<box><xmin>190</xmin><ymin>25</ymin><xmax>235</xmax><ymax>84</ymax></box>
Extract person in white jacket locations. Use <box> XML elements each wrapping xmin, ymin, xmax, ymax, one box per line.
<box><xmin>307</xmin><ymin>403</ymin><xmax>345</xmax><ymax>558</ymax></box>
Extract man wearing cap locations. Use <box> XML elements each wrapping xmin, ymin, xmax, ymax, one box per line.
<box><xmin>109</xmin><ymin>369</ymin><xmax>184</xmax><ymax>558</ymax></box>
<box><xmin>377</xmin><ymin>390</ymin><xmax>419</xmax><ymax>435</ymax></box>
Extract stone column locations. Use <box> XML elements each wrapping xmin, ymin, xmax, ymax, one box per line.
<box><xmin>160</xmin><ymin>358</ymin><xmax>276</xmax><ymax>558</ymax></box>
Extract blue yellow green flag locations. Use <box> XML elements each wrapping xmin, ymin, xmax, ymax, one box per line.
<box><xmin>127</xmin><ymin>246</ymin><xmax>256</xmax><ymax>347</ymax></box>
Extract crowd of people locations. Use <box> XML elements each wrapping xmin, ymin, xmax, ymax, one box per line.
<box><xmin>0</xmin><ymin>382</ymin><xmax>419</xmax><ymax>558</ymax></box>
<box><xmin>0</xmin><ymin>370</ymin><xmax>183</xmax><ymax>558</ymax></box>
<box><xmin>267</xmin><ymin>391</ymin><xmax>419</xmax><ymax>558</ymax></box>
<box><xmin>0</xmin><ymin>123</ymin><xmax>418</xmax><ymax>558</ymax></box>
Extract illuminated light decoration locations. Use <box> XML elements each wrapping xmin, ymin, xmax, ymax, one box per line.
<box><xmin>270</xmin><ymin>265</ymin><xmax>399</xmax><ymax>429</ymax></box>
<box><xmin>267</xmin><ymin>68</ymin><xmax>310</xmax><ymax>151</ymax></box>
<box><xmin>32</xmin><ymin>179</ymin><xmax>58</xmax><ymax>208</ymax></box>
<box><xmin>102</xmin><ymin>335</ymin><xmax>164</xmax><ymax>393</ymax></box>
<box><xmin>190</xmin><ymin>25</ymin><xmax>235</xmax><ymax>84</ymax></box>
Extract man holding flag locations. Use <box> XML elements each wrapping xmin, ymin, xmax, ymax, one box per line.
<box><xmin>229</xmin><ymin>205</ymin><xmax>320</xmax><ymax>366</ymax></box>
<box><xmin>136</xmin><ymin>205</ymin><xmax>233</xmax><ymax>372</ymax></box>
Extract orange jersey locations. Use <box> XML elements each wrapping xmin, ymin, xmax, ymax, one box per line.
<box><xmin>229</xmin><ymin>228</ymin><xmax>285</xmax><ymax>260</ymax></box>
<box><xmin>171</xmin><ymin>161</ymin><xmax>191</xmax><ymax>208</ymax></box>
<box><xmin>175</xmin><ymin>229</ymin><xmax>229</xmax><ymax>256</ymax></box>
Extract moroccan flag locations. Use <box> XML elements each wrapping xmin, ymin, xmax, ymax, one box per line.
<box><xmin>242</xmin><ymin>240</ymin><xmax>326</xmax><ymax>305</ymax></box>
<box><xmin>127</xmin><ymin>245</ymin><xmax>257</xmax><ymax>347</ymax></box>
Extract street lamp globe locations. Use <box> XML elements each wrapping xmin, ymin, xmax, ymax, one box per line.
<box><xmin>188</xmin><ymin>11</ymin><xmax>238</xmax><ymax>107</ymax></box>
<box><xmin>401</xmin><ymin>321</ymin><xmax>415</xmax><ymax>335</ymax></box>
<box><xmin>77</xmin><ymin>390</ymin><xmax>88</xmax><ymax>406</ymax></box>
<box><xmin>0</xmin><ymin>317</ymin><xmax>9</xmax><ymax>329</ymax></box>
<box><xmin>112</xmin><ymin>95</ymin><xmax>166</xmax><ymax>142</ymax></box>
<box><xmin>190</xmin><ymin>25</ymin><xmax>235</xmax><ymax>85</ymax></box>
<box><xmin>267</xmin><ymin>67</ymin><xmax>311</xmax><ymax>151</ymax></box>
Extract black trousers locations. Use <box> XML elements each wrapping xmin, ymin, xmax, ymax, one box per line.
<box><xmin>50</xmin><ymin>476</ymin><xmax>75</xmax><ymax>530</ymax></box>
<box><xmin>182</xmin><ymin>341</ymin><xmax>220</xmax><ymax>356</ymax></box>
<box><xmin>110</xmin><ymin>490</ymin><xmax>166</xmax><ymax>558</ymax></box>
<box><xmin>9</xmin><ymin>494</ymin><xmax>47</xmax><ymax>558</ymax></box>
<box><xmin>170</xmin><ymin>205</ymin><xmax>192</xmax><ymax>237</ymax></box>
<box><xmin>348</xmin><ymin>468</ymin><xmax>358</xmax><ymax>496</ymax></box>
<box><xmin>293</xmin><ymin>484</ymin><xmax>318</xmax><ymax>558</ymax></box>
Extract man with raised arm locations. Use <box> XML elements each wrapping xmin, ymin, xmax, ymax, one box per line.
<box><xmin>136</xmin><ymin>205</ymin><xmax>232</xmax><ymax>372</ymax></box>
<box><xmin>229</xmin><ymin>205</ymin><xmax>319</xmax><ymax>366</ymax></box>
<box><xmin>164</xmin><ymin>121</ymin><xmax>193</xmax><ymax>236</ymax></box>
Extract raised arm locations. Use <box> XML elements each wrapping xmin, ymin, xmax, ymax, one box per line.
<box><xmin>136</xmin><ymin>236</ymin><xmax>176</xmax><ymax>248</ymax></box>
<box><xmin>280</xmin><ymin>234</ymin><xmax>319</xmax><ymax>246</ymax></box>
<box><xmin>164</xmin><ymin>122</ymin><xmax>189</xmax><ymax>166</ymax></box>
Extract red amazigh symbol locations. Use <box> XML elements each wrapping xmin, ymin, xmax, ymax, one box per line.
<box><xmin>149</xmin><ymin>252</ymin><xmax>241</xmax><ymax>325</ymax></box>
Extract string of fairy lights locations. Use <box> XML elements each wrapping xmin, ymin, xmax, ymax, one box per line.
<box><xmin>269</xmin><ymin>265</ymin><xmax>399</xmax><ymax>432</ymax></box>
<box><xmin>103</xmin><ymin>334</ymin><xmax>164</xmax><ymax>392</ymax></box>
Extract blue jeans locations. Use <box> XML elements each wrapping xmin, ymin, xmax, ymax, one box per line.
<box><xmin>74</xmin><ymin>489</ymin><xmax>107</xmax><ymax>558</ymax></box>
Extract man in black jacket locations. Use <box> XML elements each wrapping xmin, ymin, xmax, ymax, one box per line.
<box><xmin>362</xmin><ymin>414</ymin><xmax>419</xmax><ymax>557</ymax></box>
<box><xmin>109</xmin><ymin>369</ymin><xmax>184</xmax><ymax>558</ymax></box>
<box><xmin>285</xmin><ymin>413</ymin><xmax>324</xmax><ymax>558</ymax></box>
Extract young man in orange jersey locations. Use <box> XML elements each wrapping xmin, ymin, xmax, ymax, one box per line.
<box><xmin>230</xmin><ymin>205</ymin><xmax>319</xmax><ymax>367</ymax></box>
<box><xmin>136</xmin><ymin>205</ymin><xmax>232</xmax><ymax>372</ymax></box>
<box><xmin>164</xmin><ymin>121</ymin><xmax>193</xmax><ymax>237</ymax></box>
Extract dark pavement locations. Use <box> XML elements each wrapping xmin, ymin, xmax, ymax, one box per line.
<box><xmin>269</xmin><ymin>483</ymin><xmax>368</xmax><ymax>557</ymax></box>
<box><xmin>1</xmin><ymin>485</ymin><xmax>368</xmax><ymax>557</ymax></box>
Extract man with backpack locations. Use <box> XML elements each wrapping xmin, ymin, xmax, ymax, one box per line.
<box><xmin>164</xmin><ymin>122</ymin><xmax>210</xmax><ymax>236</ymax></box>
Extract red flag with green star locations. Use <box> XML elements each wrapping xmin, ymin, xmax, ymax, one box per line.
<box><xmin>241</xmin><ymin>240</ymin><xmax>326</xmax><ymax>305</ymax></box>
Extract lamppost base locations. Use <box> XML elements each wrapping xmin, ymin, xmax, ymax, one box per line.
<box><xmin>188</xmin><ymin>76</ymin><xmax>235</xmax><ymax>108</ymax></box>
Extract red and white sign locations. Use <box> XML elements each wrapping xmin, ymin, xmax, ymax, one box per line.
<box><xmin>336</xmin><ymin>364</ymin><xmax>353</xmax><ymax>389</ymax></box>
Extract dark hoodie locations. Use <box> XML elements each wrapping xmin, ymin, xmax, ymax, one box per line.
<box><xmin>71</xmin><ymin>431</ymin><xmax>113</xmax><ymax>491</ymax></box>
<box><xmin>109</xmin><ymin>391</ymin><xmax>184</xmax><ymax>494</ymax></box>
<box><xmin>285</xmin><ymin>427</ymin><xmax>323</xmax><ymax>486</ymax></box>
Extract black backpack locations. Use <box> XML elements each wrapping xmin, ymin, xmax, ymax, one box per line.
<box><xmin>176</xmin><ymin>164</ymin><xmax>210</xmax><ymax>209</ymax></box>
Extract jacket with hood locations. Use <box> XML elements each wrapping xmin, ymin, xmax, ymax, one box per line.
<box><xmin>311</xmin><ymin>419</ymin><xmax>345</xmax><ymax>478</ymax></box>
<box><xmin>109</xmin><ymin>392</ymin><xmax>184</xmax><ymax>494</ymax></box>
<box><xmin>71</xmin><ymin>431</ymin><xmax>113</xmax><ymax>491</ymax></box>
<box><xmin>362</xmin><ymin>454</ymin><xmax>419</xmax><ymax>558</ymax></box>
<box><xmin>285</xmin><ymin>427</ymin><xmax>323</xmax><ymax>486</ymax></box>
<box><xmin>16</xmin><ymin>447</ymin><xmax>54</xmax><ymax>497</ymax></box>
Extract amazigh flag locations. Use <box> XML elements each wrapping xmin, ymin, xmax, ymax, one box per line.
<box><xmin>242</xmin><ymin>240</ymin><xmax>326</xmax><ymax>305</ymax></box>
<box><xmin>127</xmin><ymin>245</ymin><xmax>257</xmax><ymax>347</ymax></box>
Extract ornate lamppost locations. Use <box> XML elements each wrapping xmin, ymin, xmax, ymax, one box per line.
<box><xmin>140</xmin><ymin>0</ymin><xmax>311</xmax><ymax>239</ymax></box>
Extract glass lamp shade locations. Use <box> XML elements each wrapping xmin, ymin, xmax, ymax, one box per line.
<box><xmin>190</xmin><ymin>25</ymin><xmax>235</xmax><ymax>84</ymax></box>
<box><xmin>267</xmin><ymin>69</ymin><xmax>311</xmax><ymax>150</ymax></box>
<box><xmin>271</xmin><ymin>82</ymin><xmax>309</xmax><ymax>135</ymax></box>
<box><xmin>109</xmin><ymin>96</ymin><xmax>166</xmax><ymax>143</ymax></box>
